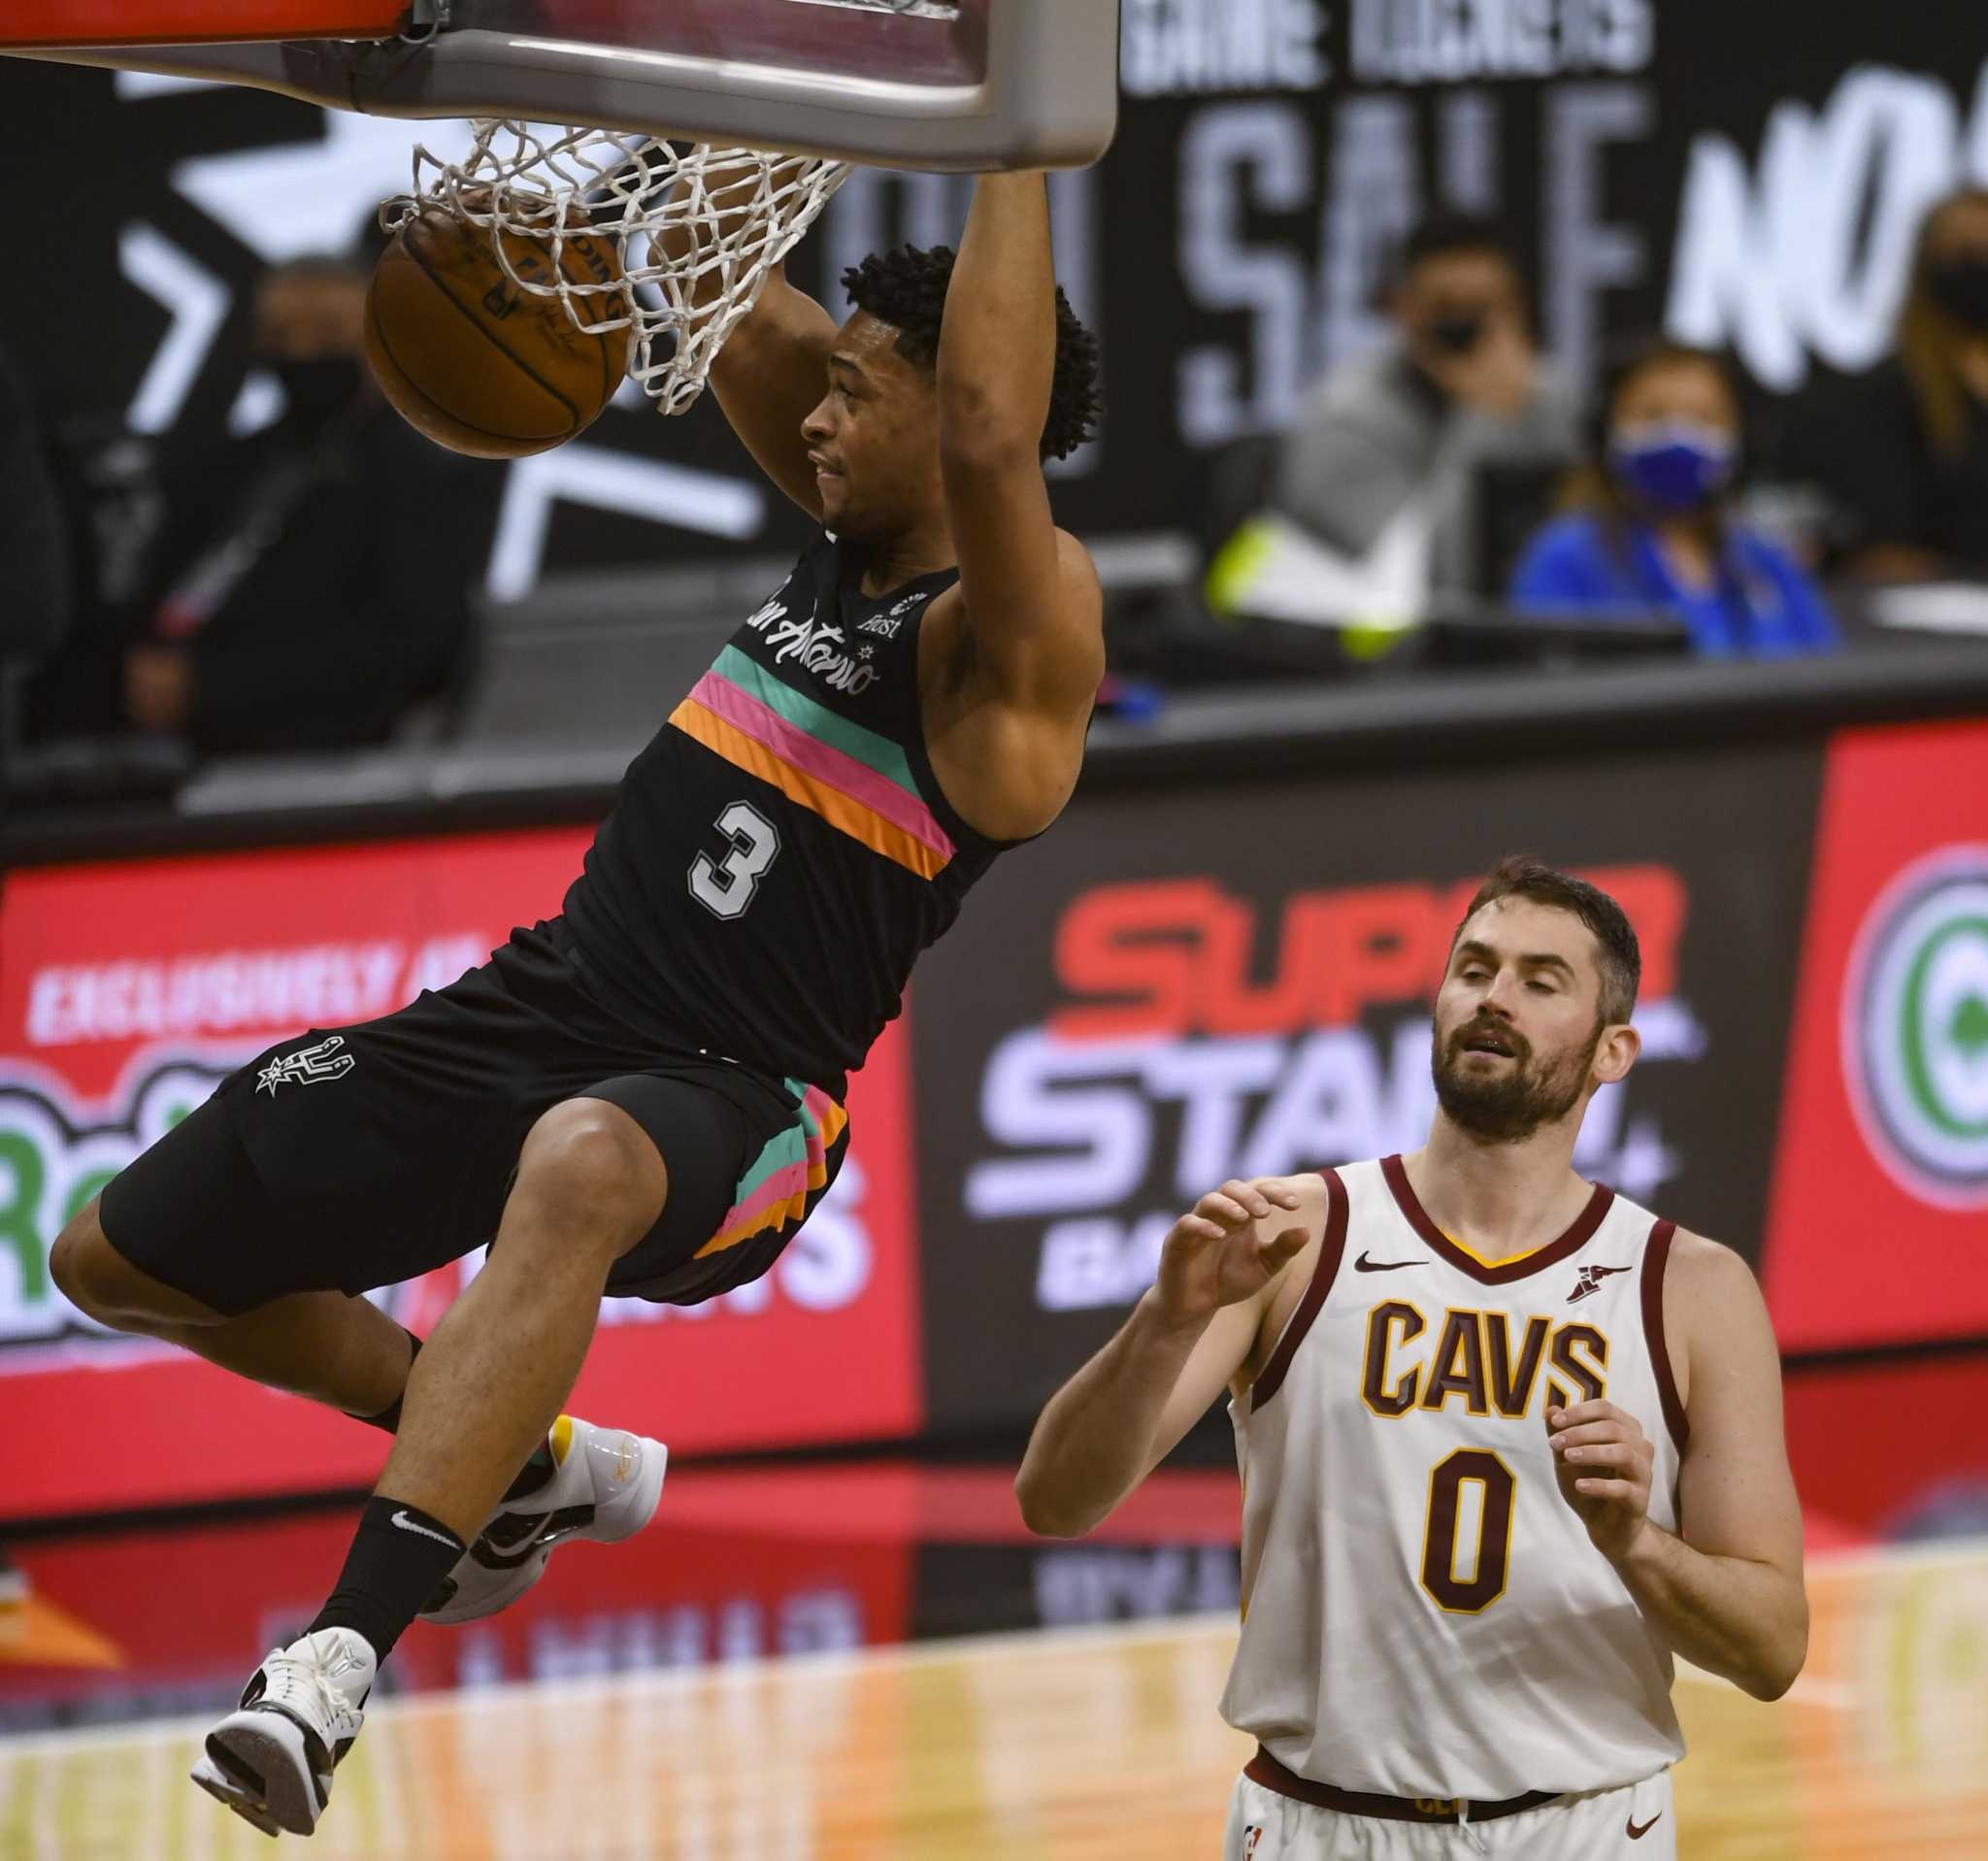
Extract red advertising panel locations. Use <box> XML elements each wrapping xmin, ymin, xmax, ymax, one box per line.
<box><xmin>0</xmin><ymin>1481</ymin><xmax>917</xmax><ymax>1726</ymax></box>
<box><xmin>0</xmin><ymin>1464</ymin><xmax>1243</xmax><ymax>1731</ymax></box>
<box><xmin>0</xmin><ymin>833</ymin><xmax>922</xmax><ymax>1522</ymax></box>
<box><xmin>1763</xmin><ymin>722</ymin><xmax>1988</xmax><ymax>1351</ymax></box>
<box><xmin>1781</xmin><ymin>1354</ymin><xmax>1988</xmax><ymax>1547</ymax></box>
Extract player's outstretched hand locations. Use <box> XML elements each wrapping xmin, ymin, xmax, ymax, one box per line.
<box><xmin>1547</xmin><ymin>1400</ymin><xmax>1655</xmax><ymax>1562</ymax></box>
<box><xmin>1153</xmin><ymin>1179</ymin><xmax>1309</xmax><ymax>1327</ymax></box>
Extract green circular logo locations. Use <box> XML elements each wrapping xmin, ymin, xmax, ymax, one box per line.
<box><xmin>1848</xmin><ymin>850</ymin><xmax>1988</xmax><ymax>1209</ymax></box>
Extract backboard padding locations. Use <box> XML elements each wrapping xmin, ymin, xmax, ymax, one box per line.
<box><xmin>1</xmin><ymin>0</ymin><xmax>1119</xmax><ymax>172</ymax></box>
<box><xmin>2</xmin><ymin>0</ymin><xmax>405</xmax><ymax>47</ymax></box>
<box><xmin>466</xmin><ymin>1</ymin><xmax>989</xmax><ymax>88</ymax></box>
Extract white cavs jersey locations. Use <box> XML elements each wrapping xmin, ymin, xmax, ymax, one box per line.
<box><xmin>1219</xmin><ymin>1155</ymin><xmax>1689</xmax><ymax>1802</ymax></box>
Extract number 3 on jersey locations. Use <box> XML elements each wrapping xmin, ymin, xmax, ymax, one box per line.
<box><xmin>689</xmin><ymin>801</ymin><xmax>780</xmax><ymax>918</ymax></box>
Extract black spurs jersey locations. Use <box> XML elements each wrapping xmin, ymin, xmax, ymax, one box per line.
<box><xmin>559</xmin><ymin>532</ymin><xmax>1013</xmax><ymax>1096</ymax></box>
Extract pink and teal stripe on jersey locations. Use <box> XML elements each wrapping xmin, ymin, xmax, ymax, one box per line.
<box><xmin>668</xmin><ymin>647</ymin><xmax>955</xmax><ymax>881</ymax></box>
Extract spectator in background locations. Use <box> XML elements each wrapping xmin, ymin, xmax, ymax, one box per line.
<box><xmin>1795</xmin><ymin>185</ymin><xmax>1988</xmax><ymax>582</ymax></box>
<box><xmin>121</xmin><ymin>254</ymin><xmax>497</xmax><ymax>752</ymax></box>
<box><xmin>1509</xmin><ymin>341</ymin><xmax>1837</xmax><ymax>657</ymax></box>
<box><xmin>1272</xmin><ymin>213</ymin><xmax>1583</xmax><ymax>603</ymax></box>
<box><xmin>0</xmin><ymin>338</ymin><xmax>74</xmax><ymax>669</ymax></box>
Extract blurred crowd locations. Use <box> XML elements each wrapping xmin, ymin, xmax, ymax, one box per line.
<box><xmin>6</xmin><ymin>248</ymin><xmax>500</xmax><ymax>783</ymax></box>
<box><xmin>1210</xmin><ymin>184</ymin><xmax>1988</xmax><ymax>664</ymax></box>
<box><xmin>6</xmin><ymin>185</ymin><xmax>1988</xmax><ymax>783</ymax></box>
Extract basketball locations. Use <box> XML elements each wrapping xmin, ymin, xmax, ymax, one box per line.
<box><xmin>364</xmin><ymin>202</ymin><xmax>627</xmax><ymax>459</ymax></box>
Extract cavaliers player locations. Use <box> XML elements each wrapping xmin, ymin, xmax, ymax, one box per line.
<box><xmin>50</xmin><ymin>173</ymin><xmax>1103</xmax><ymax>1838</ymax></box>
<box><xmin>1017</xmin><ymin>858</ymin><xmax>1806</xmax><ymax>1859</ymax></box>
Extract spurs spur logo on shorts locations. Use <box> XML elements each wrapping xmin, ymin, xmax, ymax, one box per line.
<box><xmin>254</xmin><ymin>1035</ymin><xmax>356</xmax><ymax>1096</ymax></box>
<box><xmin>1845</xmin><ymin>847</ymin><xmax>1988</xmax><ymax>1209</ymax></box>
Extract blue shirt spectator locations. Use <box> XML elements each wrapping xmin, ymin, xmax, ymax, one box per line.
<box><xmin>1509</xmin><ymin>339</ymin><xmax>1839</xmax><ymax>658</ymax></box>
<box><xmin>1511</xmin><ymin>513</ymin><xmax>1837</xmax><ymax>657</ymax></box>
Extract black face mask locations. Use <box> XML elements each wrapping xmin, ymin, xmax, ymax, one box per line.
<box><xmin>268</xmin><ymin>355</ymin><xmax>364</xmax><ymax>430</ymax></box>
<box><xmin>1425</xmin><ymin>312</ymin><xmax>1488</xmax><ymax>355</ymax></box>
<box><xmin>1929</xmin><ymin>259</ymin><xmax>1988</xmax><ymax>331</ymax></box>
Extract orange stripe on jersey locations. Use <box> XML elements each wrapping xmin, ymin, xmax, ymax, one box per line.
<box><xmin>670</xmin><ymin>698</ymin><xmax>948</xmax><ymax>881</ymax></box>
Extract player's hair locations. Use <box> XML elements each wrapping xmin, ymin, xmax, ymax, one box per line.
<box><xmin>841</xmin><ymin>243</ymin><xmax>1102</xmax><ymax>461</ymax></box>
<box><xmin>1453</xmin><ymin>855</ymin><xmax>1641</xmax><ymax>1028</ymax></box>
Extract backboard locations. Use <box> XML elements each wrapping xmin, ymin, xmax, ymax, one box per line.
<box><xmin>2</xmin><ymin>0</ymin><xmax>1120</xmax><ymax>171</ymax></box>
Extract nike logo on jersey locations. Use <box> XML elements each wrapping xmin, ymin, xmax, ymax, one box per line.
<box><xmin>1354</xmin><ymin>1251</ymin><xmax>1423</xmax><ymax>1272</ymax></box>
<box><xmin>390</xmin><ymin>1510</ymin><xmax>462</xmax><ymax>1550</ymax></box>
<box><xmin>1567</xmin><ymin>1263</ymin><xmax>1631</xmax><ymax>1303</ymax></box>
<box><xmin>1627</xmin><ymin>1811</ymin><xmax>1663</xmax><ymax>1839</ymax></box>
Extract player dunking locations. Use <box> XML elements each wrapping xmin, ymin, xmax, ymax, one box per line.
<box><xmin>50</xmin><ymin>173</ymin><xmax>1104</xmax><ymax>1838</ymax></box>
<box><xmin>1017</xmin><ymin>859</ymin><xmax>1807</xmax><ymax>1859</ymax></box>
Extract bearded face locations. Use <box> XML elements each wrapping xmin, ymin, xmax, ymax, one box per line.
<box><xmin>1431</xmin><ymin>1005</ymin><xmax>1602</xmax><ymax>1143</ymax></box>
<box><xmin>1430</xmin><ymin>899</ymin><xmax>1620</xmax><ymax>1145</ymax></box>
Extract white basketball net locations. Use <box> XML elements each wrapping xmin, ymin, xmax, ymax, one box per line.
<box><xmin>384</xmin><ymin>123</ymin><xmax>850</xmax><ymax>415</ymax></box>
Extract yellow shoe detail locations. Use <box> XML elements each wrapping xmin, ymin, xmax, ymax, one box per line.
<box><xmin>548</xmin><ymin>1415</ymin><xmax>575</xmax><ymax>1466</ymax></box>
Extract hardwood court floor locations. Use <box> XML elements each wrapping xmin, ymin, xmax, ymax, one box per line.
<box><xmin>2</xmin><ymin>1539</ymin><xmax>1982</xmax><ymax>1859</ymax></box>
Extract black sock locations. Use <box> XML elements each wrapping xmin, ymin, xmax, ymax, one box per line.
<box><xmin>308</xmin><ymin>1495</ymin><xmax>465</xmax><ymax>1661</ymax></box>
<box><xmin>348</xmin><ymin>1329</ymin><xmax>423</xmax><ymax>1436</ymax></box>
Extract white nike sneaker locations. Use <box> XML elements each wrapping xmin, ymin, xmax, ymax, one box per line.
<box><xmin>420</xmin><ymin>1415</ymin><xmax>667</xmax><ymax>1626</ymax></box>
<box><xmin>191</xmin><ymin>1626</ymin><xmax>376</xmax><ymax>1837</ymax></box>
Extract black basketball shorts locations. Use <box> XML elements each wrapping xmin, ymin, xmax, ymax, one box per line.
<box><xmin>96</xmin><ymin>920</ymin><xmax>849</xmax><ymax>1316</ymax></box>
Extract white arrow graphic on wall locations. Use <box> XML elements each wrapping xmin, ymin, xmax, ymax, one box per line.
<box><xmin>488</xmin><ymin>446</ymin><xmax>767</xmax><ymax>600</ymax></box>
<box><xmin>119</xmin><ymin>224</ymin><xmax>227</xmax><ymax>435</ymax></box>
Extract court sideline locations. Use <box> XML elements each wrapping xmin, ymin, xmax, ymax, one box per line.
<box><xmin>4</xmin><ymin>1538</ymin><xmax>1982</xmax><ymax>1859</ymax></box>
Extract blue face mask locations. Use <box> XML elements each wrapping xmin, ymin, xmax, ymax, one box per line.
<box><xmin>1607</xmin><ymin>419</ymin><xmax>1736</xmax><ymax>513</ymax></box>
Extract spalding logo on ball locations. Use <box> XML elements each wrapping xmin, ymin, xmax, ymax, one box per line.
<box><xmin>365</xmin><ymin>201</ymin><xmax>629</xmax><ymax>458</ymax></box>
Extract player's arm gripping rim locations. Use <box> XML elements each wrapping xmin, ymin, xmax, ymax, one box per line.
<box><xmin>926</xmin><ymin>173</ymin><xmax>1104</xmax><ymax>709</ymax></box>
<box><xmin>704</xmin><ymin>259</ymin><xmax>840</xmax><ymax>521</ymax></box>
<box><xmin>1546</xmin><ymin>1230</ymin><xmax>1808</xmax><ymax>1702</ymax></box>
<box><xmin>649</xmin><ymin>175</ymin><xmax>838</xmax><ymax>521</ymax></box>
<box><xmin>915</xmin><ymin>174</ymin><xmax>1104</xmax><ymax>840</ymax></box>
<box><xmin>1014</xmin><ymin>1178</ymin><xmax>1318</xmax><ymax>1539</ymax></box>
